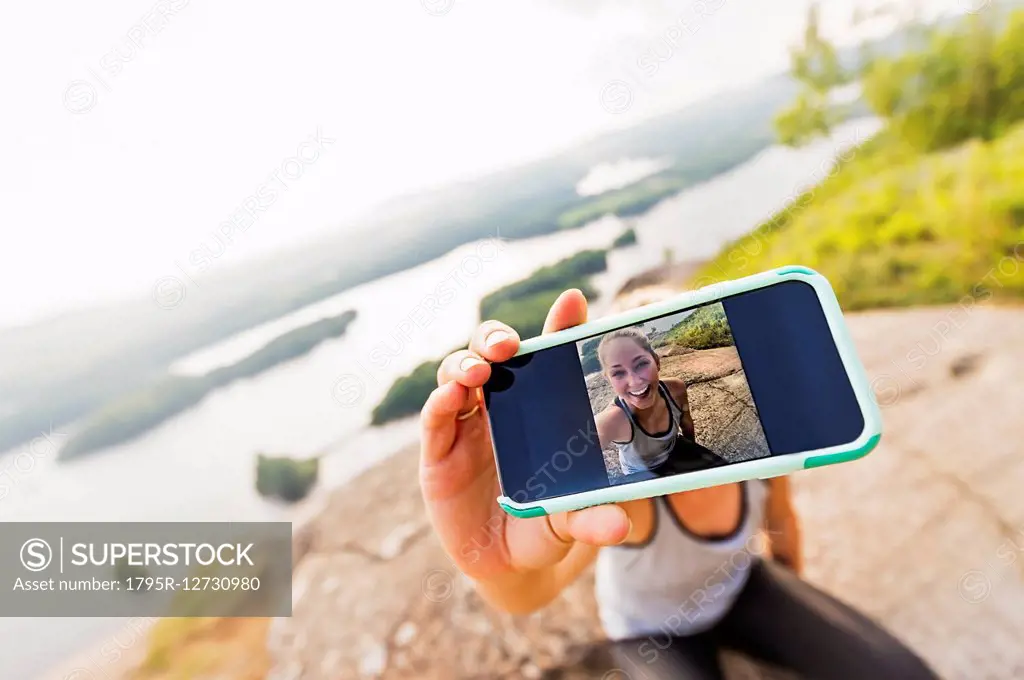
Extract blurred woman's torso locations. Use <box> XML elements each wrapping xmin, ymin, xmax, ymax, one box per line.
<box><xmin>595</xmin><ymin>481</ymin><xmax>769</xmax><ymax>640</ymax></box>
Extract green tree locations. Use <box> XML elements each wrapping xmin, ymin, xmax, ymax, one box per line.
<box><xmin>860</xmin><ymin>11</ymin><xmax>1008</xmax><ymax>151</ymax></box>
<box><xmin>774</xmin><ymin>2</ymin><xmax>852</xmax><ymax>146</ymax></box>
<box><xmin>782</xmin><ymin>2</ymin><xmax>1024</xmax><ymax>152</ymax></box>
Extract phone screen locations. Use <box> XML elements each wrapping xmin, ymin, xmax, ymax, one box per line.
<box><xmin>483</xmin><ymin>280</ymin><xmax>864</xmax><ymax>503</ymax></box>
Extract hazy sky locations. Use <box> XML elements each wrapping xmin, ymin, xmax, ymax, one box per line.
<box><xmin>0</xmin><ymin>0</ymin><xmax>967</xmax><ymax>326</ymax></box>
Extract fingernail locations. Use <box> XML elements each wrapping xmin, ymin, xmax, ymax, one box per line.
<box><xmin>620</xmin><ymin>518</ymin><xmax>634</xmax><ymax>544</ymax></box>
<box><xmin>485</xmin><ymin>330</ymin><xmax>510</xmax><ymax>347</ymax></box>
<box><xmin>459</xmin><ymin>356</ymin><xmax>485</xmax><ymax>372</ymax></box>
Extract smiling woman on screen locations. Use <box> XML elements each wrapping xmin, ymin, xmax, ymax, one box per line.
<box><xmin>593</xmin><ymin>326</ymin><xmax>726</xmax><ymax>477</ymax></box>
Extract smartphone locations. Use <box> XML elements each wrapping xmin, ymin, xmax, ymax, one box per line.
<box><xmin>482</xmin><ymin>265</ymin><xmax>882</xmax><ymax>518</ymax></box>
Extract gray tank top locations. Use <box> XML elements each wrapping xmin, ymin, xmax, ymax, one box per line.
<box><xmin>595</xmin><ymin>480</ymin><xmax>770</xmax><ymax>639</ymax></box>
<box><xmin>613</xmin><ymin>381</ymin><xmax>684</xmax><ymax>475</ymax></box>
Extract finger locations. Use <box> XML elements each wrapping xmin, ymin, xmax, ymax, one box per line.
<box><xmin>552</xmin><ymin>504</ymin><xmax>631</xmax><ymax>546</ymax></box>
<box><xmin>542</xmin><ymin>289</ymin><xmax>588</xmax><ymax>335</ymax></box>
<box><xmin>420</xmin><ymin>381</ymin><xmax>469</xmax><ymax>465</ymax></box>
<box><xmin>469</xmin><ymin>320</ymin><xmax>521</xmax><ymax>362</ymax></box>
<box><xmin>437</xmin><ymin>349</ymin><xmax>492</xmax><ymax>388</ymax></box>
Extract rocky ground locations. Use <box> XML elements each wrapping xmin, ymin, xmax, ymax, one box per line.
<box><xmin>585</xmin><ymin>345</ymin><xmax>770</xmax><ymax>480</ymax></box>
<box><xmin>615</xmin><ymin>261</ymin><xmax>704</xmax><ymax>297</ymax></box>
<box><xmin>264</xmin><ymin>301</ymin><xmax>1024</xmax><ymax>680</ymax></box>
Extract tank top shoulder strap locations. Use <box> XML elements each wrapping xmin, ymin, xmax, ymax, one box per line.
<box><xmin>614</xmin><ymin>395</ymin><xmax>638</xmax><ymax>426</ymax></box>
<box><xmin>658</xmin><ymin>380</ymin><xmax>683</xmax><ymax>425</ymax></box>
<box><xmin>612</xmin><ymin>396</ymin><xmax>637</xmax><ymax>444</ymax></box>
<box><xmin>746</xmin><ymin>477</ymin><xmax>770</xmax><ymax>508</ymax></box>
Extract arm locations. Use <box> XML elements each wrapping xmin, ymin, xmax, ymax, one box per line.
<box><xmin>664</xmin><ymin>378</ymin><xmax>696</xmax><ymax>441</ymax></box>
<box><xmin>765</xmin><ymin>476</ymin><xmax>804</xmax><ymax>575</ymax></box>
<box><xmin>595</xmin><ymin>406</ymin><xmax>630</xmax><ymax>451</ymax></box>
<box><xmin>596</xmin><ymin>406</ymin><xmax>631</xmax><ymax>474</ymax></box>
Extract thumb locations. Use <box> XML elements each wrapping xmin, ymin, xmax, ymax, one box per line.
<box><xmin>555</xmin><ymin>504</ymin><xmax>631</xmax><ymax>546</ymax></box>
<box><xmin>507</xmin><ymin>504</ymin><xmax>631</xmax><ymax>571</ymax></box>
<box><xmin>542</xmin><ymin>289</ymin><xmax>588</xmax><ymax>334</ymax></box>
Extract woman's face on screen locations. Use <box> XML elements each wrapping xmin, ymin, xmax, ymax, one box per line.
<box><xmin>602</xmin><ymin>338</ymin><xmax>659</xmax><ymax>410</ymax></box>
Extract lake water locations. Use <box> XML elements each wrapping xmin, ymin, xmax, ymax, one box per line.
<box><xmin>0</xmin><ymin>118</ymin><xmax>879</xmax><ymax>679</ymax></box>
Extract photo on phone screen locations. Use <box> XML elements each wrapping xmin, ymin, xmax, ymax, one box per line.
<box><xmin>578</xmin><ymin>301</ymin><xmax>771</xmax><ymax>486</ymax></box>
<box><xmin>486</xmin><ymin>280</ymin><xmax>865</xmax><ymax>504</ymax></box>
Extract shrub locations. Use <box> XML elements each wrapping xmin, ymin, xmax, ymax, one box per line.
<box><xmin>255</xmin><ymin>454</ymin><xmax>319</xmax><ymax>502</ymax></box>
<box><xmin>663</xmin><ymin>304</ymin><xmax>734</xmax><ymax>350</ymax></box>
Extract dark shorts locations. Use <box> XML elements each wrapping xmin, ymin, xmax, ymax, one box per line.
<box><xmin>653</xmin><ymin>435</ymin><xmax>729</xmax><ymax>476</ymax></box>
<box><xmin>556</xmin><ymin>560</ymin><xmax>938</xmax><ymax>680</ymax></box>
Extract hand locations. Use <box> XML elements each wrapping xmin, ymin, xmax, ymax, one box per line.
<box><xmin>419</xmin><ymin>290</ymin><xmax>631</xmax><ymax>593</ymax></box>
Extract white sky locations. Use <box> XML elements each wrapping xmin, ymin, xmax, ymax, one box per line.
<box><xmin>0</xmin><ymin>0</ymin><xmax>966</xmax><ymax>327</ymax></box>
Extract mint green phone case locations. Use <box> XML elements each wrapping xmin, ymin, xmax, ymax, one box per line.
<box><xmin>493</xmin><ymin>265</ymin><xmax>882</xmax><ymax>518</ymax></box>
